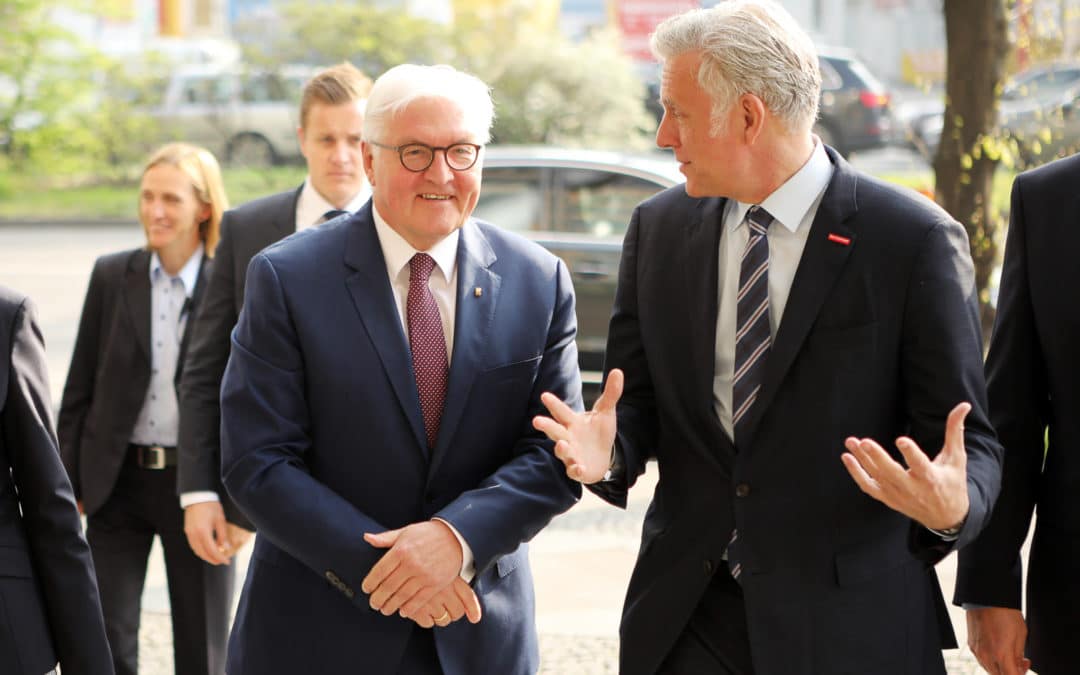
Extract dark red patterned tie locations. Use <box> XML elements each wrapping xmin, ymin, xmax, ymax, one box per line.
<box><xmin>408</xmin><ymin>253</ymin><xmax>448</xmax><ymax>449</ymax></box>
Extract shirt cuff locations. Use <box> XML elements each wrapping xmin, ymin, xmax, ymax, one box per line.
<box><xmin>180</xmin><ymin>491</ymin><xmax>221</xmax><ymax>509</ymax></box>
<box><xmin>432</xmin><ymin>517</ymin><xmax>475</xmax><ymax>582</ymax></box>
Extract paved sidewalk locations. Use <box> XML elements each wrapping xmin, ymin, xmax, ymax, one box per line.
<box><xmin>137</xmin><ymin>463</ymin><xmax>984</xmax><ymax>674</ymax></box>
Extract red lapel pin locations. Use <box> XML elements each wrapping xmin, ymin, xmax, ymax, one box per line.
<box><xmin>827</xmin><ymin>233</ymin><xmax>851</xmax><ymax>246</ymax></box>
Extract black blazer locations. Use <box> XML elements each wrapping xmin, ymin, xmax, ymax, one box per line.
<box><xmin>0</xmin><ymin>286</ymin><xmax>113</xmax><ymax>674</ymax></box>
<box><xmin>955</xmin><ymin>153</ymin><xmax>1080</xmax><ymax>674</ymax></box>
<box><xmin>593</xmin><ymin>148</ymin><xmax>1002</xmax><ymax>674</ymax></box>
<box><xmin>178</xmin><ymin>187</ymin><xmax>299</xmax><ymax>528</ymax></box>
<box><xmin>58</xmin><ymin>248</ymin><xmax>210</xmax><ymax>516</ymax></box>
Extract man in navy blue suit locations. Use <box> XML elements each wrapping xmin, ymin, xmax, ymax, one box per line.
<box><xmin>219</xmin><ymin>63</ymin><xmax>582</xmax><ymax>675</ymax></box>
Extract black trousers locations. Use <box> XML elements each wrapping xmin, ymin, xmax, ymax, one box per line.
<box><xmin>657</xmin><ymin>568</ymin><xmax>755</xmax><ymax>675</ymax></box>
<box><xmin>86</xmin><ymin>456</ymin><xmax>234</xmax><ymax>675</ymax></box>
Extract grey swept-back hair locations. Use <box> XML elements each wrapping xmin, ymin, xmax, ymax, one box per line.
<box><xmin>651</xmin><ymin>0</ymin><xmax>821</xmax><ymax>134</ymax></box>
<box><xmin>363</xmin><ymin>64</ymin><xmax>494</xmax><ymax>145</ymax></box>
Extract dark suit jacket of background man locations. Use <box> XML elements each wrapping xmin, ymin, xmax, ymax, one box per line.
<box><xmin>58</xmin><ymin>249</ymin><xmax>209</xmax><ymax>516</ymax></box>
<box><xmin>0</xmin><ymin>286</ymin><xmax>113</xmax><ymax>675</ymax></box>
<box><xmin>592</xmin><ymin>147</ymin><xmax>1002</xmax><ymax>674</ymax></box>
<box><xmin>955</xmin><ymin>152</ymin><xmax>1080</xmax><ymax>675</ymax></box>
<box><xmin>178</xmin><ymin>187</ymin><xmax>300</xmax><ymax>528</ymax></box>
<box><xmin>219</xmin><ymin>205</ymin><xmax>582</xmax><ymax>675</ymax></box>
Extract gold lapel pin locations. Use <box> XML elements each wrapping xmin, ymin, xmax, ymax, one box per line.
<box><xmin>474</xmin><ymin>287</ymin><xmax>483</xmax><ymax>298</ymax></box>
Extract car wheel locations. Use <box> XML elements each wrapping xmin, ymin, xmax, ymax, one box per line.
<box><xmin>227</xmin><ymin>134</ymin><xmax>276</xmax><ymax>168</ymax></box>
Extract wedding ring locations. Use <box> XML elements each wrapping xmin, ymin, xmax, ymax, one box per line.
<box><xmin>435</xmin><ymin>610</ymin><xmax>450</xmax><ymax>624</ymax></box>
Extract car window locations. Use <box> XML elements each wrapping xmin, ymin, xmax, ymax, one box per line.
<box><xmin>240</xmin><ymin>73</ymin><xmax>287</xmax><ymax>104</ymax></box>
<box><xmin>181</xmin><ymin>75</ymin><xmax>232</xmax><ymax>105</ymax></box>
<box><xmin>844</xmin><ymin>58</ymin><xmax>886</xmax><ymax>93</ymax></box>
<box><xmin>820</xmin><ymin>59</ymin><xmax>843</xmax><ymax>91</ymax></box>
<box><xmin>1003</xmin><ymin>68</ymin><xmax>1080</xmax><ymax>101</ymax></box>
<box><xmin>475</xmin><ymin>166</ymin><xmax>546</xmax><ymax>232</ymax></box>
<box><xmin>555</xmin><ymin>169</ymin><xmax>659</xmax><ymax>238</ymax></box>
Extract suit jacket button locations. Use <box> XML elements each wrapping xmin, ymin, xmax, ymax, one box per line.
<box><xmin>703</xmin><ymin>559</ymin><xmax>714</xmax><ymax>575</ymax></box>
<box><xmin>735</xmin><ymin>483</ymin><xmax>751</xmax><ymax>498</ymax></box>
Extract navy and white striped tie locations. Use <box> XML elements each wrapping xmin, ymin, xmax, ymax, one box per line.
<box><xmin>732</xmin><ymin>205</ymin><xmax>773</xmax><ymax>443</ymax></box>
<box><xmin>728</xmin><ymin>205</ymin><xmax>773</xmax><ymax>583</ymax></box>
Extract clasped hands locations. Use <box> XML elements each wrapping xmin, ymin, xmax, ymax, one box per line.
<box><xmin>362</xmin><ymin>520</ymin><xmax>482</xmax><ymax>629</ymax></box>
<box><xmin>533</xmin><ymin>368</ymin><xmax>970</xmax><ymax>534</ymax></box>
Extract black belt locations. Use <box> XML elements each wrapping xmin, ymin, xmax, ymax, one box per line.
<box><xmin>128</xmin><ymin>444</ymin><xmax>178</xmax><ymax>469</ymax></box>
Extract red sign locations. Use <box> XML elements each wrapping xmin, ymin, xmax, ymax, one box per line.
<box><xmin>613</xmin><ymin>0</ymin><xmax>700</xmax><ymax>61</ymax></box>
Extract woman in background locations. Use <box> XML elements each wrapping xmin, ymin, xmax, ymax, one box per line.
<box><xmin>58</xmin><ymin>142</ymin><xmax>238</xmax><ymax>675</ymax></box>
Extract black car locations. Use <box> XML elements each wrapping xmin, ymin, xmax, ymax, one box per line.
<box><xmin>815</xmin><ymin>49</ymin><xmax>896</xmax><ymax>156</ymax></box>
<box><xmin>474</xmin><ymin>146</ymin><xmax>684</xmax><ymax>402</ymax></box>
<box><xmin>645</xmin><ymin>49</ymin><xmax>895</xmax><ymax>157</ymax></box>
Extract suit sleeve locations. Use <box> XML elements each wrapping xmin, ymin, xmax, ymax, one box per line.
<box><xmin>221</xmin><ymin>253</ymin><xmax>393</xmax><ymax>609</ymax></box>
<box><xmin>56</xmin><ymin>258</ymin><xmax>107</xmax><ymax>498</ymax></box>
<box><xmin>901</xmin><ymin>217</ymin><xmax>1002</xmax><ymax>563</ymax></box>
<box><xmin>178</xmin><ymin>214</ymin><xmax>252</xmax><ymax>528</ymax></box>
<box><xmin>3</xmin><ymin>297</ymin><xmax>114</xmax><ymax>674</ymax></box>
<box><xmin>434</xmin><ymin>259</ymin><xmax>582</xmax><ymax>574</ymax></box>
<box><xmin>954</xmin><ymin>175</ymin><xmax>1045</xmax><ymax>609</ymax></box>
<box><xmin>587</xmin><ymin>205</ymin><xmax>657</xmax><ymax>508</ymax></box>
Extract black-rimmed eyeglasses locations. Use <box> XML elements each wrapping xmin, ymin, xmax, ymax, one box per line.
<box><xmin>368</xmin><ymin>140</ymin><xmax>482</xmax><ymax>172</ymax></box>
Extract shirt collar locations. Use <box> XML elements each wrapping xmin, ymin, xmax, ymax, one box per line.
<box><xmin>149</xmin><ymin>243</ymin><xmax>204</xmax><ymax>297</ymax></box>
<box><xmin>371</xmin><ymin>204</ymin><xmax>460</xmax><ymax>284</ymax></box>
<box><xmin>728</xmin><ymin>140</ymin><xmax>833</xmax><ymax>233</ymax></box>
<box><xmin>297</xmin><ymin>176</ymin><xmax>371</xmax><ymax>228</ymax></box>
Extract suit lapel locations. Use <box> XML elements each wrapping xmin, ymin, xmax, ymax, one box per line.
<box><xmin>175</xmin><ymin>255</ymin><xmax>210</xmax><ymax>386</ymax></box>
<box><xmin>122</xmin><ymin>249</ymin><xmax>152</xmax><ymax>365</ymax></box>
<box><xmin>277</xmin><ymin>186</ymin><xmax>303</xmax><ymax>237</ymax></box>
<box><xmin>342</xmin><ymin>205</ymin><xmax>429</xmax><ymax>455</ymax></box>
<box><xmin>685</xmin><ymin>197</ymin><xmax>726</xmax><ymax>414</ymax></box>
<box><xmin>429</xmin><ymin>221</ymin><xmax>499</xmax><ymax>475</ymax></box>
<box><xmin>743</xmin><ymin>149</ymin><xmax>858</xmax><ymax>441</ymax></box>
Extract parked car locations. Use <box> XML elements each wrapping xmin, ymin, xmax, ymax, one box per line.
<box><xmin>907</xmin><ymin>62</ymin><xmax>1080</xmax><ymax>165</ymax></box>
<box><xmin>148</xmin><ymin>64</ymin><xmax>313</xmax><ymax>167</ymax></box>
<box><xmin>644</xmin><ymin>48</ymin><xmax>896</xmax><ymax>157</ymax></box>
<box><xmin>474</xmin><ymin>146</ymin><xmax>684</xmax><ymax>401</ymax></box>
<box><xmin>814</xmin><ymin>48</ymin><xmax>897</xmax><ymax>156</ymax></box>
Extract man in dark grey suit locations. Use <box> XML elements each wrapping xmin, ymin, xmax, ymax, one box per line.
<box><xmin>0</xmin><ymin>285</ymin><xmax>113</xmax><ymax>675</ymax></box>
<box><xmin>534</xmin><ymin>2</ymin><xmax>1001</xmax><ymax>673</ymax></box>
<box><xmin>178</xmin><ymin>62</ymin><xmax>372</xmax><ymax>564</ymax></box>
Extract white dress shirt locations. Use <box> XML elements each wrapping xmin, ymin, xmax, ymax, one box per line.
<box><xmin>295</xmin><ymin>176</ymin><xmax>371</xmax><ymax>230</ymax></box>
<box><xmin>712</xmin><ymin>141</ymin><xmax>833</xmax><ymax>438</ymax></box>
<box><xmin>372</xmin><ymin>206</ymin><xmax>474</xmax><ymax>579</ymax></box>
<box><xmin>131</xmin><ymin>245</ymin><xmax>204</xmax><ymax>446</ymax></box>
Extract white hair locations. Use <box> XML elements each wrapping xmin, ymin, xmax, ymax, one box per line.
<box><xmin>363</xmin><ymin>64</ymin><xmax>494</xmax><ymax>144</ymax></box>
<box><xmin>650</xmin><ymin>0</ymin><xmax>821</xmax><ymax>134</ymax></box>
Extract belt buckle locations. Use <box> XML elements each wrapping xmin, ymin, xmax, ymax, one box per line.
<box><xmin>142</xmin><ymin>445</ymin><xmax>166</xmax><ymax>470</ymax></box>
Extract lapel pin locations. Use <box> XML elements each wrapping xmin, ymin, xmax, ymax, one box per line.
<box><xmin>827</xmin><ymin>233</ymin><xmax>851</xmax><ymax>246</ymax></box>
<box><xmin>474</xmin><ymin>287</ymin><xmax>483</xmax><ymax>298</ymax></box>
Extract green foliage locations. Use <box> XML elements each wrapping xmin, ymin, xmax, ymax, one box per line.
<box><xmin>0</xmin><ymin>0</ymin><xmax>164</xmax><ymax>177</ymax></box>
<box><xmin>238</xmin><ymin>0</ymin><xmax>655</xmax><ymax>150</ymax></box>
<box><xmin>237</xmin><ymin>1</ymin><xmax>453</xmax><ymax>73</ymax></box>
<box><xmin>0</xmin><ymin>166</ymin><xmax>307</xmax><ymax>219</ymax></box>
<box><xmin>483</xmin><ymin>30</ymin><xmax>655</xmax><ymax>149</ymax></box>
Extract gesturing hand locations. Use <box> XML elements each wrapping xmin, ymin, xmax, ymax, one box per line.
<box><xmin>841</xmin><ymin>401</ymin><xmax>971</xmax><ymax>531</ymax></box>
<box><xmin>362</xmin><ymin>520</ymin><xmax>462</xmax><ymax>619</ymax></box>
<box><xmin>532</xmin><ymin>368</ymin><xmax>623</xmax><ymax>484</ymax></box>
